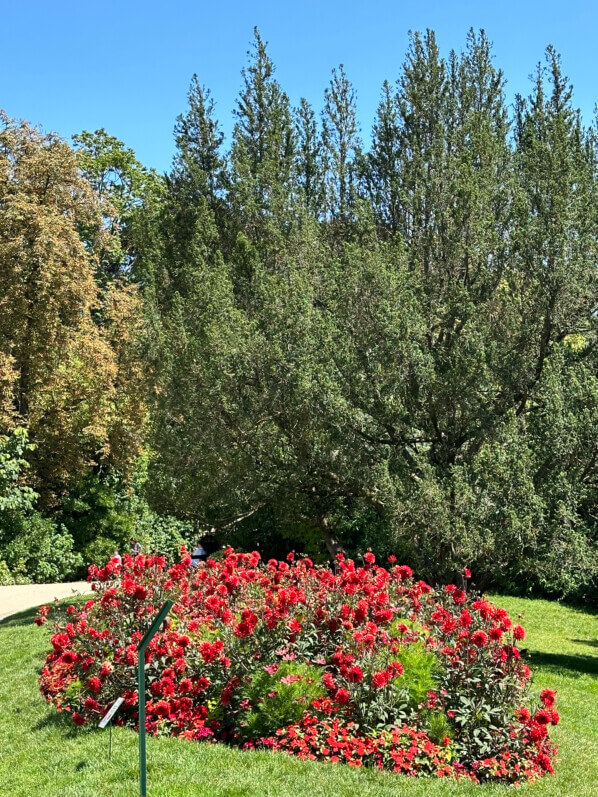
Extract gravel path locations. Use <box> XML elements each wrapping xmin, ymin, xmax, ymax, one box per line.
<box><xmin>0</xmin><ymin>581</ymin><xmax>91</xmax><ymax>622</ymax></box>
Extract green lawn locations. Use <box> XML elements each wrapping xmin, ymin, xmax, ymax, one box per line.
<box><xmin>1</xmin><ymin>595</ymin><xmax>597</xmax><ymax>796</ymax></box>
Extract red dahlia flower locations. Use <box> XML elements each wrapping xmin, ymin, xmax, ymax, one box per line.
<box><xmin>516</xmin><ymin>706</ymin><xmax>530</xmax><ymax>723</ymax></box>
<box><xmin>346</xmin><ymin>666</ymin><xmax>364</xmax><ymax>684</ymax></box>
<box><xmin>154</xmin><ymin>700</ymin><xmax>170</xmax><ymax>718</ymax></box>
<box><xmin>323</xmin><ymin>672</ymin><xmax>336</xmax><ymax>690</ymax></box>
<box><xmin>452</xmin><ymin>589</ymin><xmax>467</xmax><ymax>604</ymax></box>
<box><xmin>372</xmin><ymin>671</ymin><xmax>390</xmax><ymax>689</ymax></box>
<box><xmin>334</xmin><ymin>688</ymin><xmax>350</xmax><ymax>705</ymax></box>
<box><xmin>534</xmin><ymin>709</ymin><xmax>552</xmax><ymax>725</ymax></box>
<box><xmin>389</xmin><ymin>661</ymin><xmax>404</xmax><ymax>676</ymax></box>
<box><xmin>529</xmin><ymin>722</ymin><xmax>548</xmax><ymax>742</ymax></box>
<box><xmin>513</xmin><ymin>625</ymin><xmax>526</xmax><ymax>641</ymax></box>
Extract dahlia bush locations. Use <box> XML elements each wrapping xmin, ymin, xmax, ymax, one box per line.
<box><xmin>37</xmin><ymin>549</ymin><xmax>558</xmax><ymax>784</ymax></box>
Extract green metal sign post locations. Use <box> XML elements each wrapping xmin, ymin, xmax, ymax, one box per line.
<box><xmin>137</xmin><ymin>599</ymin><xmax>173</xmax><ymax>797</ymax></box>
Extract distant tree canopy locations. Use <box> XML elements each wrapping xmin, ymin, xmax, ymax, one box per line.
<box><xmin>2</xmin><ymin>28</ymin><xmax>598</xmax><ymax>599</ymax></box>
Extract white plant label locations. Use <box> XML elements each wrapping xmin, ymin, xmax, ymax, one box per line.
<box><xmin>99</xmin><ymin>696</ymin><xmax>124</xmax><ymax>729</ymax></box>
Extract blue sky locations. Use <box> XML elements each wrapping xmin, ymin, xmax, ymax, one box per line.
<box><xmin>2</xmin><ymin>1</ymin><xmax>598</xmax><ymax>172</ymax></box>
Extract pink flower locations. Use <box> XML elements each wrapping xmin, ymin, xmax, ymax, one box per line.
<box><xmin>281</xmin><ymin>674</ymin><xmax>302</xmax><ymax>684</ymax></box>
<box><xmin>100</xmin><ymin>661</ymin><xmax>113</xmax><ymax>677</ymax></box>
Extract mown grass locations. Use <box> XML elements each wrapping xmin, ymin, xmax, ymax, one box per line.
<box><xmin>0</xmin><ymin>594</ymin><xmax>596</xmax><ymax>796</ymax></box>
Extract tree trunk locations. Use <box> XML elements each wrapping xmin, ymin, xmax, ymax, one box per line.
<box><xmin>320</xmin><ymin>517</ymin><xmax>343</xmax><ymax>562</ymax></box>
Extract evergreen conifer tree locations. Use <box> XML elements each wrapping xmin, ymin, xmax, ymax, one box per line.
<box><xmin>321</xmin><ymin>64</ymin><xmax>361</xmax><ymax>223</ymax></box>
<box><xmin>367</xmin><ymin>80</ymin><xmax>402</xmax><ymax>233</ymax></box>
<box><xmin>294</xmin><ymin>97</ymin><xmax>323</xmax><ymax>216</ymax></box>
<box><xmin>230</xmin><ymin>28</ymin><xmax>295</xmax><ymax>251</ymax></box>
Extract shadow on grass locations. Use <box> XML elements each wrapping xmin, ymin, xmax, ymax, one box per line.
<box><xmin>528</xmin><ymin>649</ymin><xmax>598</xmax><ymax>677</ymax></box>
<box><xmin>0</xmin><ymin>606</ymin><xmax>39</xmax><ymax>628</ymax></box>
<box><xmin>33</xmin><ymin>708</ymin><xmax>85</xmax><ymax>738</ymax></box>
<box><xmin>0</xmin><ymin>595</ymin><xmax>90</xmax><ymax>629</ymax></box>
<box><xmin>571</xmin><ymin>639</ymin><xmax>598</xmax><ymax>649</ymax></box>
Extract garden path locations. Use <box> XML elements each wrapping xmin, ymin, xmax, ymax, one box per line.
<box><xmin>0</xmin><ymin>582</ymin><xmax>91</xmax><ymax>622</ymax></box>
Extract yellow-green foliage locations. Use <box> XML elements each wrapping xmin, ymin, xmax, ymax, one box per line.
<box><xmin>237</xmin><ymin>661</ymin><xmax>326</xmax><ymax>740</ymax></box>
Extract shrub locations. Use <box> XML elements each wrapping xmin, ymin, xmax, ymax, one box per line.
<box><xmin>1</xmin><ymin>512</ymin><xmax>82</xmax><ymax>583</ymax></box>
<box><xmin>60</xmin><ymin>469</ymin><xmax>194</xmax><ymax>571</ymax></box>
<box><xmin>38</xmin><ymin>550</ymin><xmax>558</xmax><ymax>784</ymax></box>
<box><xmin>0</xmin><ymin>559</ymin><xmax>14</xmax><ymax>585</ymax></box>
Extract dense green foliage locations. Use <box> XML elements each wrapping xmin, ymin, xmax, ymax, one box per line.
<box><xmin>144</xmin><ymin>29</ymin><xmax>598</xmax><ymax>600</ymax></box>
<box><xmin>0</xmin><ymin>429</ymin><xmax>82</xmax><ymax>584</ymax></box>
<box><xmin>1</xmin><ymin>28</ymin><xmax>598</xmax><ymax>599</ymax></box>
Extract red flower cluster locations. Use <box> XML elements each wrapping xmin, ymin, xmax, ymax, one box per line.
<box><xmin>37</xmin><ymin>549</ymin><xmax>558</xmax><ymax>784</ymax></box>
<box><xmin>261</xmin><ymin>713</ymin><xmax>459</xmax><ymax>777</ymax></box>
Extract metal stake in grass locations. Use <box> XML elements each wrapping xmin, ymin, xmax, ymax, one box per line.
<box><xmin>137</xmin><ymin>599</ymin><xmax>173</xmax><ymax>797</ymax></box>
<box><xmin>99</xmin><ymin>696</ymin><xmax>125</xmax><ymax>761</ymax></box>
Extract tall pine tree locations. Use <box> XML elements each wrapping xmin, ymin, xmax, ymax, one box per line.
<box><xmin>367</xmin><ymin>80</ymin><xmax>402</xmax><ymax>233</ymax></box>
<box><xmin>321</xmin><ymin>64</ymin><xmax>361</xmax><ymax>223</ymax></box>
<box><xmin>230</xmin><ymin>28</ymin><xmax>295</xmax><ymax>261</ymax></box>
<box><xmin>294</xmin><ymin>97</ymin><xmax>323</xmax><ymax>217</ymax></box>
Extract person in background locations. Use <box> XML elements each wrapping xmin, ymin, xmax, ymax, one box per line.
<box><xmin>111</xmin><ymin>550</ymin><xmax>122</xmax><ymax>567</ymax></box>
<box><xmin>130</xmin><ymin>538</ymin><xmax>142</xmax><ymax>557</ymax></box>
<box><xmin>191</xmin><ymin>541</ymin><xmax>207</xmax><ymax>567</ymax></box>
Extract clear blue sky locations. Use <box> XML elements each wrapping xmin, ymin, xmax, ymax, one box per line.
<box><xmin>2</xmin><ymin>1</ymin><xmax>598</xmax><ymax>173</ymax></box>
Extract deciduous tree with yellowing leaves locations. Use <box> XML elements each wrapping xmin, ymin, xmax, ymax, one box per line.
<box><xmin>0</xmin><ymin>114</ymin><xmax>147</xmax><ymax>507</ymax></box>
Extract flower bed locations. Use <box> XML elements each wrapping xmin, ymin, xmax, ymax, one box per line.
<box><xmin>37</xmin><ymin>549</ymin><xmax>558</xmax><ymax>784</ymax></box>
